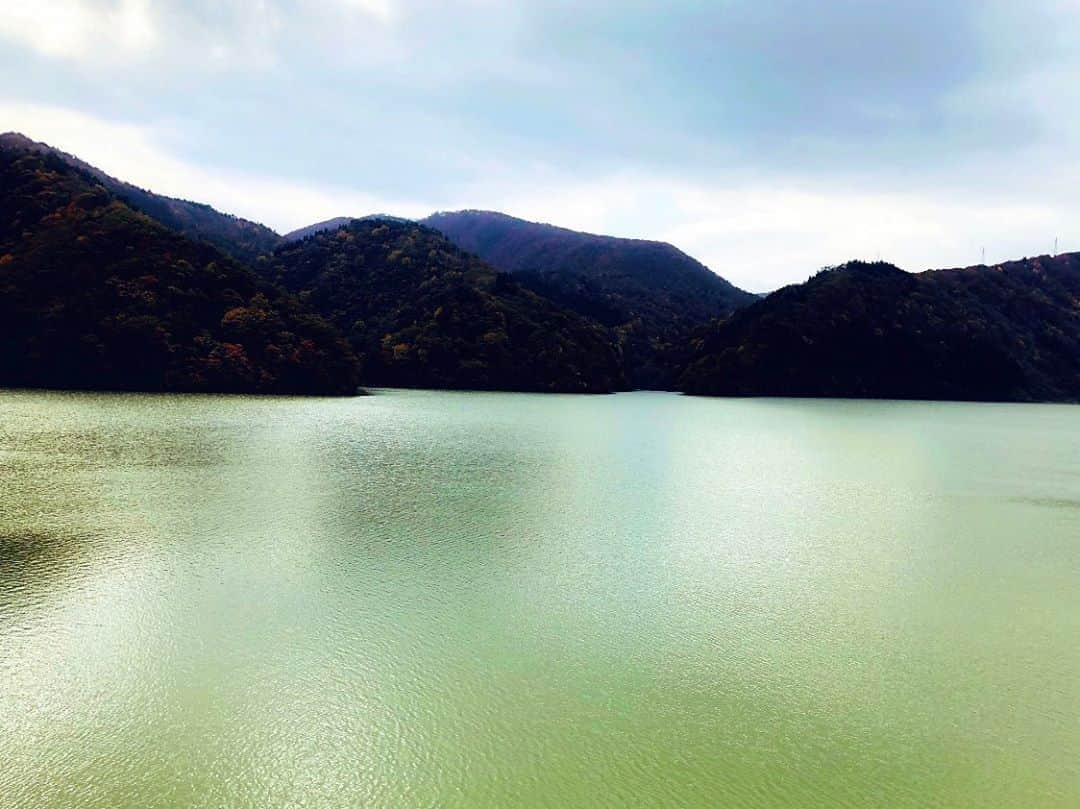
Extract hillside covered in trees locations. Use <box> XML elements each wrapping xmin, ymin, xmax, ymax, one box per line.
<box><xmin>282</xmin><ymin>215</ymin><xmax>412</xmax><ymax>243</ymax></box>
<box><xmin>262</xmin><ymin>219</ymin><xmax>626</xmax><ymax>392</ymax></box>
<box><xmin>679</xmin><ymin>258</ymin><xmax>1080</xmax><ymax>402</ymax></box>
<box><xmin>0</xmin><ymin>141</ymin><xmax>358</xmax><ymax>395</ymax></box>
<box><xmin>423</xmin><ymin>210</ymin><xmax>756</xmax><ymax>387</ymax></box>
<box><xmin>0</xmin><ymin>133</ymin><xmax>281</xmax><ymax>264</ymax></box>
<box><xmin>5</xmin><ymin>131</ymin><xmax>1079</xmax><ymax>402</ymax></box>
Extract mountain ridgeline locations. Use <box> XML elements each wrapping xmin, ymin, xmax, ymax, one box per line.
<box><xmin>423</xmin><ymin>210</ymin><xmax>757</xmax><ymax>387</ymax></box>
<box><xmin>282</xmin><ymin>215</ymin><xmax>412</xmax><ymax>243</ymax></box>
<box><xmin>261</xmin><ymin>220</ymin><xmax>626</xmax><ymax>392</ymax></box>
<box><xmin>0</xmin><ymin>135</ymin><xmax>626</xmax><ymax>395</ymax></box>
<box><xmin>2</xmin><ymin>132</ymin><xmax>1078</xmax><ymax>402</ymax></box>
<box><xmin>0</xmin><ymin>133</ymin><xmax>281</xmax><ymax>264</ymax></box>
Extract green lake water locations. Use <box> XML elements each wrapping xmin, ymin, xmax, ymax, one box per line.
<box><xmin>0</xmin><ymin>389</ymin><xmax>1077</xmax><ymax>807</ymax></box>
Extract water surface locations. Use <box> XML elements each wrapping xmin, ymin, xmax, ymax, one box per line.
<box><xmin>1</xmin><ymin>389</ymin><xmax>1077</xmax><ymax>807</ymax></box>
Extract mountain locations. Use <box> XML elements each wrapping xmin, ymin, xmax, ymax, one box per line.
<box><xmin>283</xmin><ymin>217</ymin><xmax>354</xmax><ymax>243</ymax></box>
<box><xmin>0</xmin><ymin>133</ymin><xmax>281</xmax><ymax>263</ymax></box>
<box><xmin>283</xmin><ymin>215</ymin><xmax>412</xmax><ymax>243</ymax></box>
<box><xmin>16</xmin><ymin>130</ymin><xmax>1073</xmax><ymax>402</ymax></box>
<box><xmin>261</xmin><ymin>219</ymin><xmax>626</xmax><ymax>393</ymax></box>
<box><xmin>679</xmin><ymin>258</ymin><xmax>1080</xmax><ymax>402</ymax></box>
<box><xmin>421</xmin><ymin>210</ymin><xmax>752</xmax><ymax>318</ymax></box>
<box><xmin>0</xmin><ymin>138</ymin><xmax>359</xmax><ymax>395</ymax></box>
<box><xmin>422</xmin><ymin>210</ymin><xmax>756</xmax><ymax>387</ymax></box>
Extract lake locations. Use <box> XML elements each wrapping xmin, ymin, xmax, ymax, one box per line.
<box><xmin>0</xmin><ymin>389</ymin><xmax>1077</xmax><ymax>808</ymax></box>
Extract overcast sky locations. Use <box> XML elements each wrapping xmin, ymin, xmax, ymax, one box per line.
<box><xmin>2</xmin><ymin>1</ymin><xmax>1077</xmax><ymax>290</ymax></box>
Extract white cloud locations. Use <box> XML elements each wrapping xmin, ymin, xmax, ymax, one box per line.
<box><xmin>0</xmin><ymin>0</ymin><xmax>394</xmax><ymax>70</ymax></box>
<box><xmin>0</xmin><ymin>0</ymin><xmax>156</xmax><ymax>61</ymax></box>
<box><xmin>658</xmin><ymin>185</ymin><xmax>1064</xmax><ymax>291</ymax></box>
<box><xmin>333</xmin><ymin>0</ymin><xmax>398</xmax><ymax>24</ymax></box>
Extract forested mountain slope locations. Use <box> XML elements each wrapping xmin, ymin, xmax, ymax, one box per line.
<box><xmin>262</xmin><ymin>219</ymin><xmax>627</xmax><ymax>393</ymax></box>
<box><xmin>680</xmin><ymin>258</ymin><xmax>1080</xmax><ymax>402</ymax></box>
<box><xmin>0</xmin><ymin>142</ymin><xmax>358</xmax><ymax>394</ymax></box>
<box><xmin>423</xmin><ymin>210</ymin><xmax>756</xmax><ymax>387</ymax></box>
<box><xmin>0</xmin><ymin>133</ymin><xmax>281</xmax><ymax>263</ymax></box>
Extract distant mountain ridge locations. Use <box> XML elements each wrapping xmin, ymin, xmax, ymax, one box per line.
<box><xmin>283</xmin><ymin>215</ymin><xmax>413</xmax><ymax>243</ymax></box>
<box><xmin>422</xmin><ymin>210</ymin><xmax>756</xmax><ymax>387</ymax></box>
<box><xmin>423</xmin><ymin>210</ymin><xmax>752</xmax><ymax>315</ymax></box>
<box><xmin>0</xmin><ymin>132</ymin><xmax>281</xmax><ymax>263</ymax></box>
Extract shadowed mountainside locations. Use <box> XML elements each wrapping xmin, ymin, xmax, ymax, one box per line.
<box><xmin>7</xmin><ymin>132</ymin><xmax>1077</xmax><ymax>401</ymax></box>
<box><xmin>423</xmin><ymin>210</ymin><xmax>757</xmax><ymax>387</ymax></box>
<box><xmin>0</xmin><ymin>133</ymin><xmax>281</xmax><ymax>264</ymax></box>
<box><xmin>261</xmin><ymin>219</ymin><xmax>627</xmax><ymax>393</ymax></box>
<box><xmin>0</xmin><ymin>139</ymin><xmax>359</xmax><ymax>394</ymax></box>
<box><xmin>679</xmin><ymin>258</ymin><xmax>1080</xmax><ymax>402</ymax></box>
